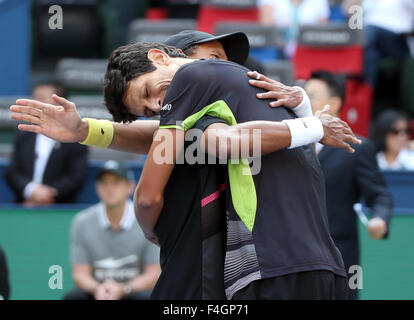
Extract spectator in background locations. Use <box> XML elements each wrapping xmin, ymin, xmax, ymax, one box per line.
<box><xmin>346</xmin><ymin>0</ymin><xmax>414</xmax><ymax>87</ymax></box>
<box><xmin>305</xmin><ymin>71</ymin><xmax>393</xmax><ymax>299</ymax></box>
<box><xmin>258</xmin><ymin>0</ymin><xmax>330</xmax><ymax>57</ymax></box>
<box><xmin>371</xmin><ymin>110</ymin><xmax>414</xmax><ymax>170</ymax></box>
<box><xmin>5</xmin><ymin>82</ymin><xmax>88</xmax><ymax>205</ymax></box>
<box><xmin>64</xmin><ymin>160</ymin><xmax>160</xmax><ymax>300</ymax></box>
<box><xmin>0</xmin><ymin>245</ymin><xmax>10</xmax><ymax>300</ymax></box>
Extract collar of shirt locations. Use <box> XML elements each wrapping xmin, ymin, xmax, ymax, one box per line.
<box><xmin>377</xmin><ymin>149</ymin><xmax>414</xmax><ymax>170</ymax></box>
<box><xmin>33</xmin><ymin>134</ymin><xmax>56</xmax><ymax>184</ymax></box>
<box><xmin>315</xmin><ymin>142</ymin><xmax>324</xmax><ymax>155</ymax></box>
<box><xmin>96</xmin><ymin>200</ymin><xmax>135</xmax><ymax>231</ymax></box>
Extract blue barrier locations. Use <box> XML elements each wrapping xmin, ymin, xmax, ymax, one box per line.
<box><xmin>382</xmin><ymin>170</ymin><xmax>414</xmax><ymax>215</ymax></box>
<box><xmin>0</xmin><ymin>158</ymin><xmax>413</xmax><ymax>211</ymax></box>
<box><xmin>0</xmin><ymin>0</ymin><xmax>31</xmax><ymax>95</ymax></box>
<box><xmin>0</xmin><ymin>159</ymin><xmax>145</xmax><ymax>205</ymax></box>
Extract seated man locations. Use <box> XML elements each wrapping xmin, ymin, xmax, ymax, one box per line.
<box><xmin>6</xmin><ymin>81</ymin><xmax>88</xmax><ymax>205</ymax></box>
<box><xmin>64</xmin><ymin>160</ymin><xmax>160</xmax><ymax>300</ymax></box>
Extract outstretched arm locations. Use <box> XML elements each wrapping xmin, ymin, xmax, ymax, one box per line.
<box><xmin>10</xmin><ymin>94</ymin><xmax>358</xmax><ymax>157</ymax></box>
<box><xmin>10</xmin><ymin>95</ymin><xmax>158</xmax><ymax>154</ymax></box>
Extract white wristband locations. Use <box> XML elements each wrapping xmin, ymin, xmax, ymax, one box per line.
<box><xmin>282</xmin><ymin>117</ymin><xmax>324</xmax><ymax>149</ymax></box>
<box><xmin>291</xmin><ymin>87</ymin><xmax>313</xmax><ymax>118</ymax></box>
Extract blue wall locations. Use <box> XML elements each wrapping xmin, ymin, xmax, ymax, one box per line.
<box><xmin>0</xmin><ymin>0</ymin><xmax>31</xmax><ymax>95</ymax></box>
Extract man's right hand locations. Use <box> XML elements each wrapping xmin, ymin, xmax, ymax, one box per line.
<box><xmin>316</xmin><ymin>105</ymin><xmax>361</xmax><ymax>153</ymax></box>
<box><xmin>10</xmin><ymin>94</ymin><xmax>89</xmax><ymax>143</ymax></box>
<box><xmin>31</xmin><ymin>185</ymin><xmax>57</xmax><ymax>203</ymax></box>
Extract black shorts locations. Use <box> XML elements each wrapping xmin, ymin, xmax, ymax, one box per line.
<box><xmin>232</xmin><ymin>270</ymin><xmax>348</xmax><ymax>300</ymax></box>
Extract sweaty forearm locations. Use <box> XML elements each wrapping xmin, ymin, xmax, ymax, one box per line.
<box><xmin>204</xmin><ymin>121</ymin><xmax>291</xmax><ymax>159</ymax></box>
<box><xmin>110</xmin><ymin>120</ymin><xmax>159</xmax><ymax>154</ymax></box>
<box><xmin>204</xmin><ymin>117</ymin><xmax>324</xmax><ymax>159</ymax></box>
<box><xmin>227</xmin><ymin>121</ymin><xmax>292</xmax><ymax>157</ymax></box>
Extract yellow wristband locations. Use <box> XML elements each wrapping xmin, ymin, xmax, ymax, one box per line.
<box><xmin>80</xmin><ymin>118</ymin><xmax>114</xmax><ymax>148</ymax></box>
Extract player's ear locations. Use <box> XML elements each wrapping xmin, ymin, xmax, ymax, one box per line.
<box><xmin>147</xmin><ymin>49</ymin><xmax>170</xmax><ymax>66</ymax></box>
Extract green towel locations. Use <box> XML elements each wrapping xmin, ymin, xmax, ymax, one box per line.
<box><xmin>182</xmin><ymin>100</ymin><xmax>257</xmax><ymax>232</ymax></box>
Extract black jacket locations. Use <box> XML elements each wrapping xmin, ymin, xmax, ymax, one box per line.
<box><xmin>0</xmin><ymin>245</ymin><xmax>10</xmax><ymax>300</ymax></box>
<box><xmin>5</xmin><ymin>132</ymin><xmax>88</xmax><ymax>203</ymax></box>
<box><xmin>318</xmin><ymin>138</ymin><xmax>393</xmax><ymax>268</ymax></box>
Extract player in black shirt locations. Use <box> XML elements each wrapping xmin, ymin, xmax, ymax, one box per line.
<box><xmin>11</xmin><ymin>41</ymin><xmax>359</xmax><ymax>299</ymax></box>
<box><xmin>102</xmin><ymin>42</ymin><xmax>359</xmax><ymax>299</ymax></box>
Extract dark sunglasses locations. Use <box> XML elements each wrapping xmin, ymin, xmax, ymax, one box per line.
<box><xmin>389</xmin><ymin>128</ymin><xmax>410</xmax><ymax>135</ymax></box>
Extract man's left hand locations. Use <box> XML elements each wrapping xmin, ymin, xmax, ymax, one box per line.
<box><xmin>367</xmin><ymin>217</ymin><xmax>387</xmax><ymax>240</ymax></box>
<box><xmin>101</xmin><ymin>280</ymin><xmax>126</xmax><ymax>300</ymax></box>
<box><xmin>247</xmin><ymin>71</ymin><xmax>303</xmax><ymax>108</ymax></box>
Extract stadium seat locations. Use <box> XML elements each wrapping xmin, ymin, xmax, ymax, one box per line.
<box><xmin>33</xmin><ymin>0</ymin><xmax>103</xmax><ymax>60</ymax></box>
<box><xmin>68</xmin><ymin>95</ymin><xmax>111</xmax><ymax>120</ymax></box>
<box><xmin>263</xmin><ymin>61</ymin><xmax>295</xmax><ymax>86</ymax></box>
<box><xmin>215</xmin><ymin>23</ymin><xmax>282</xmax><ymax>62</ymax></box>
<box><xmin>293</xmin><ymin>24</ymin><xmax>364</xmax><ymax>80</ymax></box>
<box><xmin>144</xmin><ymin>7</ymin><xmax>168</xmax><ymax>20</ymax></box>
<box><xmin>56</xmin><ymin>58</ymin><xmax>107</xmax><ymax>93</ymax></box>
<box><xmin>0</xmin><ymin>96</ymin><xmax>29</xmax><ymax>129</ymax></box>
<box><xmin>340</xmin><ymin>77</ymin><xmax>373</xmax><ymax>138</ymax></box>
<box><xmin>127</xmin><ymin>19</ymin><xmax>196</xmax><ymax>44</ymax></box>
<box><xmin>196</xmin><ymin>0</ymin><xmax>258</xmax><ymax>34</ymax></box>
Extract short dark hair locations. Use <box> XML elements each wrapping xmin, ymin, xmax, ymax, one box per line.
<box><xmin>310</xmin><ymin>71</ymin><xmax>345</xmax><ymax>106</ymax></box>
<box><xmin>370</xmin><ymin>109</ymin><xmax>410</xmax><ymax>152</ymax></box>
<box><xmin>182</xmin><ymin>44</ymin><xmax>198</xmax><ymax>57</ymax></box>
<box><xmin>104</xmin><ymin>42</ymin><xmax>187</xmax><ymax>123</ymax></box>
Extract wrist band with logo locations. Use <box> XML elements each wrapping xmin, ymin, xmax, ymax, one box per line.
<box><xmin>282</xmin><ymin>117</ymin><xmax>324</xmax><ymax>149</ymax></box>
<box><xmin>291</xmin><ymin>87</ymin><xmax>313</xmax><ymax>118</ymax></box>
<box><xmin>80</xmin><ymin>118</ymin><xmax>114</xmax><ymax>149</ymax></box>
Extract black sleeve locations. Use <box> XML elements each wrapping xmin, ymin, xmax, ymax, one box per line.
<box><xmin>50</xmin><ymin>144</ymin><xmax>89</xmax><ymax>202</ymax></box>
<box><xmin>159</xmin><ymin>61</ymin><xmax>217</xmax><ymax>129</ymax></box>
<box><xmin>354</xmin><ymin>139</ymin><xmax>393</xmax><ymax>238</ymax></box>
<box><xmin>5</xmin><ymin>132</ymin><xmax>32</xmax><ymax>198</ymax></box>
<box><xmin>193</xmin><ymin>115</ymin><xmax>226</xmax><ymax>132</ymax></box>
<box><xmin>0</xmin><ymin>246</ymin><xmax>10</xmax><ymax>300</ymax></box>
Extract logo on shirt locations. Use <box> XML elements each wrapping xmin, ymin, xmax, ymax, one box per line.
<box><xmin>94</xmin><ymin>255</ymin><xmax>138</xmax><ymax>269</ymax></box>
<box><xmin>161</xmin><ymin>103</ymin><xmax>172</xmax><ymax>111</ymax></box>
<box><xmin>93</xmin><ymin>255</ymin><xmax>139</xmax><ymax>282</ymax></box>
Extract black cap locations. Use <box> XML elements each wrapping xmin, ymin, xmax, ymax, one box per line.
<box><xmin>97</xmin><ymin>160</ymin><xmax>130</xmax><ymax>180</ymax></box>
<box><xmin>164</xmin><ymin>30</ymin><xmax>250</xmax><ymax>65</ymax></box>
